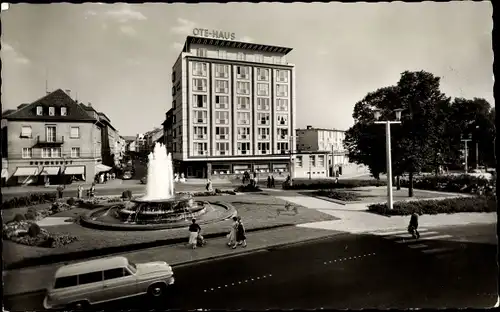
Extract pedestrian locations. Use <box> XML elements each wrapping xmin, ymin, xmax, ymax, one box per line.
<box><xmin>408</xmin><ymin>212</ymin><xmax>420</xmax><ymax>239</ymax></box>
<box><xmin>271</xmin><ymin>175</ymin><xmax>275</xmax><ymax>188</ymax></box>
<box><xmin>77</xmin><ymin>184</ymin><xmax>83</xmax><ymax>199</ymax></box>
<box><xmin>188</xmin><ymin>218</ymin><xmax>201</xmax><ymax>249</ymax></box>
<box><xmin>57</xmin><ymin>185</ymin><xmax>65</xmax><ymax>199</ymax></box>
<box><xmin>227</xmin><ymin>216</ymin><xmax>238</xmax><ymax>247</ymax></box>
<box><xmin>267</xmin><ymin>175</ymin><xmax>271</xmax><ymax>188</ymax></box>
<box><xmin>206</xmin><ymin>178</ymin><xmax>213</xmax><ymax>192</ymax></box>
<box><xmin>234</xmin><ymin>216</ymin><xmax>247</xmax><ymax>248</ymax></box>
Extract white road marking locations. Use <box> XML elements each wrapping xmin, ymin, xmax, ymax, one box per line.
<box><xmin>373</xmin><ymin>229</ymin><xmax>430</xmax><ymax>236</ymax></box>
<box><xmin>408</xmin><ymin>244</ymin><xmax>428</xmax><ymax>249</ymax></box>
<box><xmin>391</xmin><ymin>231</ymin><xmax>438</xmax><ymax>238</ymax></box>
<box><xmin>422</xmin><ymin>247</ymin><xmax>454</xmax><ymax>254</ymax></box>
<box><xmin>420</xmin><ymin>234</ymin><xmax>453</xmax><ymax>241</ymax></box>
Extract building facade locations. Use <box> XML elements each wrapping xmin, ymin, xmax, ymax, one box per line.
<box><xmin>166</xmin><ymin>35</ymin><xmax>296</xmax><ymax>179</ymax></box>
<box><xmin>293</xmin><ymin>151</ymin><xmax>330</xmax><ymax>179</ymax></box>
<box><xmin>1</xmin><ymin>89</ymin><xmax>108</xmax><ymax>185</ymax></box>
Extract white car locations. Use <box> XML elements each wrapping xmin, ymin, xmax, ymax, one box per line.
<box><xmin>43</xmin><ymin>256</ymin><xmax>175</xmax><ymax>309</ymax></box>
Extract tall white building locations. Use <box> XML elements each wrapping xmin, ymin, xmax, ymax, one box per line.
<box><xmin>166</xmin><ymin>35</ymin><xmax>296</xmax><ymax>179</ymax></box>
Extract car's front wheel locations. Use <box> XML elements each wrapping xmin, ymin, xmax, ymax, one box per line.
<box><xmin>148</xmin><ymin>283</ymin><xmax>166</xmax><ymax>298</ymax></box>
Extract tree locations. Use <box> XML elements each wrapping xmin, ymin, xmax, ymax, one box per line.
<box><xmin>345</xmin><ymin>70</ymin><xmax>450</xmax><ymax>197</ymax></box>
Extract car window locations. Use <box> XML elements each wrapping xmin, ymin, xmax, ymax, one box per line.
<box><xmin>104</xmin><ymin>268</ymin><xmax>125</xmax><ymax>280</ymax></box>
<box><xmin>54</xmin><ymin>276</ymin><xmax>78</xmax><ymax>289</ymax></box>
<box><xmin>78</xmin><ymin>271</ymin><xmax>103</xmax><ymax>285</ymax></box>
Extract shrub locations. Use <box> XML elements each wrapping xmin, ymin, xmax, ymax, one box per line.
<box><xmin>28</xmin><ymin>223</ymin><xmax>41</xmax><ymax>237</ymax></box>
<box><xmin>122</xmin><ymin>190</ymin><xmax>133</xmax><ymax>200</ymax></box>
<box><xmin>368</xmin><ymin>195</ymin><xmax>497</xmax><ymax>216</ymax></box>
<box><xmin>1</xmin><ymin>192</ymin><xmax>58</xmax><ymax>210</ymax></box>
<box><xmin>67</xmin><ymin>198</ymin><xmax>76</xmax><ymax>206</ymax></box>
<box><xmin>24</xmin><ymin>212</ymin><xmax>36</xmax><ymax>221</ymax></box>
<box><xmin>400</xmin><ymin>174</ymin><xmax>491</xmax><ymax>193</ymax></box>
<box><xmin>314</xmin><ymin>190</ymin><xmax>361</xmax><ymax>202</ymax></box>
<box><xmin>13</xmin><ymin>213</ymin><xmax>26</xmax><ymax>222</ymax></box>
<box><xmin>215</xmin><ymin>188</ymin><xmax>222</xmax><ymax>194</ymax></box>
<box><xmin>283</xmin><ymin>179</ymin><xmax>386</xmax><ymax>190</ymax></box>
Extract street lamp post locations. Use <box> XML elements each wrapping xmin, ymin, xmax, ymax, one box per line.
<box><xmin>288</xmin><ymin>135</ymin><xmax>295</xmax><ymax>186</ymax></box>
<box><xmin>373</xmin><ymin>108</ymin><xmax>403</xmax><ymax>210</ymax></box>
<box><xmin>461</xmin><ymin>134</ymin><xmax>472</xmax><ymax>173</ymax></box>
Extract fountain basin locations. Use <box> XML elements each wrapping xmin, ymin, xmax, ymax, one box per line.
<box><xmin>80</xmin><ymin>201</ymin><xmax>237</xmax><ymax>231</ymax></box>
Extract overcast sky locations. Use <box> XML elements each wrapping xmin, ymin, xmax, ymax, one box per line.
<box><xmin>1</xmin><ymin>2</ymin><xmax>493</xmax><ymax>136</ymax></box>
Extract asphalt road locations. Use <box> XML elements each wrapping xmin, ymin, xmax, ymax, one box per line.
<box><xmin>4</xmin><ymin>224</ymin><xmax>497</xmax><ymax>310</ymax></box>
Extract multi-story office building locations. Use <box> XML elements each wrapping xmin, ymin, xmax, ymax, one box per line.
<box><xmin>296</xmin><ymin>126</ymin><xmax>356</xmax><ymax>177</ymax></box>
<box><xmin>1</xmin><ymin>89</ymin><xmax>113</xmax><ymax>185</ymax></box>
<box><xmin>166</xmin><ymin>35</ymin><xmax>296</xmax><ymax>178</ymax></box>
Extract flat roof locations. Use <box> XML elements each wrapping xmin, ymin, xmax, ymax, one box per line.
<box><xmin>296</xmin><ymin>128</ymin><xmax>346</xmax><ymax>132</ymax></box>
<box><xmin>183</xmin><ymin>36</ymin><xmax>293</xmax><ymax>55</ymax></box>
<box><xmin>55</xmin><ymin>256</ymin><xmax>129</xmax><ymax>278</ymax></box>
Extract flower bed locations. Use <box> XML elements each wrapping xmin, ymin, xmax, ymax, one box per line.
<box><xmin>313</xmin><ymin>190</ymin><xmax>361</xmax><ymax>202</ymax></box>
<box><xmin>234</xmin><ymin>184</ymin><xmax>262</xmax><ymax>193</ymax></box>
<box><xmin>1</xmin><ymin>192</ymin><xmax>57</xmax><ymax>210</ymax></box>
<box><xmin>283</xmin><ymin>179</ymin><xmax>386</xmax><ymax>190</ymax></box>
<box><xmin>3</xmin><ymin>220</ymin><xmax>78</xmax><ymax>248</ymax></box>
<box><xmin>368</xmin><ymin>195</ymin><xmax>497</xmax><ymax>216</ymax></box>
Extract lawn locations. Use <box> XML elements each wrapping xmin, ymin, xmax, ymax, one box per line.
<box><xmin>2</xmin><ymin>194</ymin><xmax>337</xmax><ymax>268</ymax></box>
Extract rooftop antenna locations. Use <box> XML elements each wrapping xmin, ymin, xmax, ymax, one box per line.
<box><xmin>45</xmin><ymin>68</ymin><xmax>49</xmax><ymax>95</ymax></box>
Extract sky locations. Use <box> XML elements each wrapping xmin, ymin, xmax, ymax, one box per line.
<box><xmin>1</xmin><ymin>2</ymin><xmax>494</xmax><ymax>137</ymax></box>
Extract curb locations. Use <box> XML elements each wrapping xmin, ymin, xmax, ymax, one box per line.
<box><xmin>3</xmin><ymin>231</ymin><xmax>347</xmax><ymax>299</ymax></box>
<box><xmin>3</xmin><ymin>224</ymin><xmax>295</xmax><ymax>271</ymax></box>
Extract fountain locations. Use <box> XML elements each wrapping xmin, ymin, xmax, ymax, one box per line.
<box><xmin>116</xmin><ymin>143</ymin><xmax>204</xmax><ymax>224</ymax></box>
<box><xmin>81</xmin><ymin>142</ymin><xmax>236</xmax><ymax>230</ymax></box>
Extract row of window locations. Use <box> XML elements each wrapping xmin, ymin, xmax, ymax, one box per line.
<box><xmin>191</xmin><ymin>126</ymin><xmax>288</xmax><ymax>140</ymax></box>
<box><xmin>192</xmin><ymin>95</ymin><xmax>288</xmax><ymax>111</ymax></box>
<box><xmin>191</xmin><ymin>63</ymin><xmax>288</xmax><ymax>83</ymax></box>
<box><xmin>295</xmin><ymin>155</ymin><xmax>326</xmax><ymax>168</ymax></box>
<box><xmin>192</xmin><ymin>142</ymin><xmax>289</xmax><ymax>156</ymax></box>
<box><xmin>20</xmin><ymin>126</ymin><xmax>80</xmax><ymax>139</ymax></box>
<box><xmin>21</xmin><ymin>147</ymin><xmax>81</xmax><ymax>159</ymax></box>
<box><xmin>35</xmin><ymin>106</ymin><xmax>68</xmax><ymax>117</ymax></box>
<box><xmin>192</xmin><ymin>111</ymin><xmax>289</xmax><ymax>126</ymax></box>
<box><xmin>195</xmin><ymin>48</ymin><xmax>287</xmax><ymax>66</ymax></box>
<box><xmin>192</xmin><ymin>79</ymin><xmax>289</xmax><ymax>97</ymax></box>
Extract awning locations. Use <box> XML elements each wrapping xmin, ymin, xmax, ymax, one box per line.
<box><xmin>13</xmin><ymin>167</ymin><xmax>39</xmax><ymax>177</ymax></box>
<box><xmin>1</xmin><ymin>169</ymin><xmax>8</xmax><ymax>179</ymax></box>
<box><xmin>96</xmin><ymin>164</ymin><xmax>112</xmax><ymax>174</ymax></box>
<box><xmin>64</xmin><ymin>166</ymin><xmax>85</xmax><ymax>175</ymax></box>
<box><xmin>40</xmin><ymin>166</ymin><xmax>61</xmax><ymax>176</ymax></box>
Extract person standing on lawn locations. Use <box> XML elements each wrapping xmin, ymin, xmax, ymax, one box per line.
<box><xmin>188</xmin><ymin>218</ymin><xmax>201</xmax><ymax>249</ymax></box>
<box><xmin>57</xmin><ymin>185</ymin><xmax>65</xmax><ymax>199</ymax></box>
<box><xmin>77</xmin><ymin>184</ymin><xmax>83</xmax><ymax>199</ymax></box>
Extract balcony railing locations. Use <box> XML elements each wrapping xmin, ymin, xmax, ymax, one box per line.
<box><xmin>37</xmin><ymin>135</ymin><xmax>64</xmax><ymax>145</ymax></box>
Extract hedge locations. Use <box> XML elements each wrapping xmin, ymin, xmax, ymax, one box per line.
<box><xmin>313</xmin><ymin>190</ymin><xmax>361</xmax><ymax>202</ymax></box>
<box><xmin>368</xmin><ymin>195</ymin><xmax>497</xmax><ymax>216</ymax></box>
<box><xmin>283</xmin><ymin>179</ymin><xmax>387</xmax><ymax>190</ymax></box>
<box><xmin>400</xmin><ymin>174</ymin><xmax>493</xmax><ymax>194</ymax></box>
<box><xmin>1</xmin><ymin>193</ymin><xmax>58</xmax><ymax>210</ymax></box>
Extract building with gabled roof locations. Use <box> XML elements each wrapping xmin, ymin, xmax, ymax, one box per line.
<box><xmin>1</xmin><ymin>89</ymin><xmax>115</xmax><ymax>185</ymax></box>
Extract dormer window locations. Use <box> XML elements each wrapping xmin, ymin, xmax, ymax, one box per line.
<box><xmin>36</xmin><ymin>106</ymin><xmax>43</xmax><ymax>116</ymax></box>
<box><xmin>49</xmin><ymin>107</ymin><xmax>55</xmax><ymax>116</ymax></box>
<box><xmin>61</xmin><ymin>107</ymin><xmax>67</xmax><ymax>116</ymax></box>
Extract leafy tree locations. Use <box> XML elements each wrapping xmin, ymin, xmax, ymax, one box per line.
<box><xmin>345</xmin><ymin>70</ymin><xmax>450</xmax><ymax>197</ymax></box>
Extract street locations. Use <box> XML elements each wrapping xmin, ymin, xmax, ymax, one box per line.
<box><xmin>3</xmin><ymin>224</ymin><xmax>497</xmax><ymax>310</ymax></box>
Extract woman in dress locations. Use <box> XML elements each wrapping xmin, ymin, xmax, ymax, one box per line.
<box><xmin>227</xmin><ymin>216</ymin><xmax>238</xmax><ymax>247</ymax></box>
<box><xmin>234</xmin><ymin>216</ymin><xmax>247</xmax><ymax>248</ymax></box>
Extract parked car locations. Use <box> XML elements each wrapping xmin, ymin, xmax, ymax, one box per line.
<box><xmin>43</xmin><ymin>256</ymin><xmax>174</xmax><ymax>310</ymax></box>
<box><xmin>122</xmin><ymin>171</ymin><xmax>133</xmax><ymax>180</ymax></box>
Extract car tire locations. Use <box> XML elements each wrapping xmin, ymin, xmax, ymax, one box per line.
<box><xmin>148</xmin><ymin>283</ymin><xmax>166</xmax><ymax>298</ymax></box>
<box><xmin>68</xmin><ymin>300</ymin><xmax>90</xmax><ymax>310</ymax></box>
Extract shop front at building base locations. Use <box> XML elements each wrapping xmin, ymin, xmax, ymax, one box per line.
<box><xmin>177</xmin><ymin>158</ymin><xmax>291</xmax><ymax>180</ymax></box>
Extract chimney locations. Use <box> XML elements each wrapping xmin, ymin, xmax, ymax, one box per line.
<box><xmin>65</xmin><ymin>89</ymin><xmax>71</xmax><ymax>97</ymax></box>
<box><xmin>307</xmin><ymin>125</ymin><xmax>313</xmax><ymax>130</ymax></box>
<box><xmin>88</xmin><ymin>102</ymin><xmax>92</xmax><ymax>108</ymax></box>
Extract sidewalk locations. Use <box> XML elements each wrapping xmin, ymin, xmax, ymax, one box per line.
<box><xmin>3</xmin><ymin>225</ymin><xmax>344</xmax><ymax>296</ymax></box>
<box><xmin>282</xmin><ymin>196</ymin><xmax>497</xmax><ymax>234</ymax></box>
